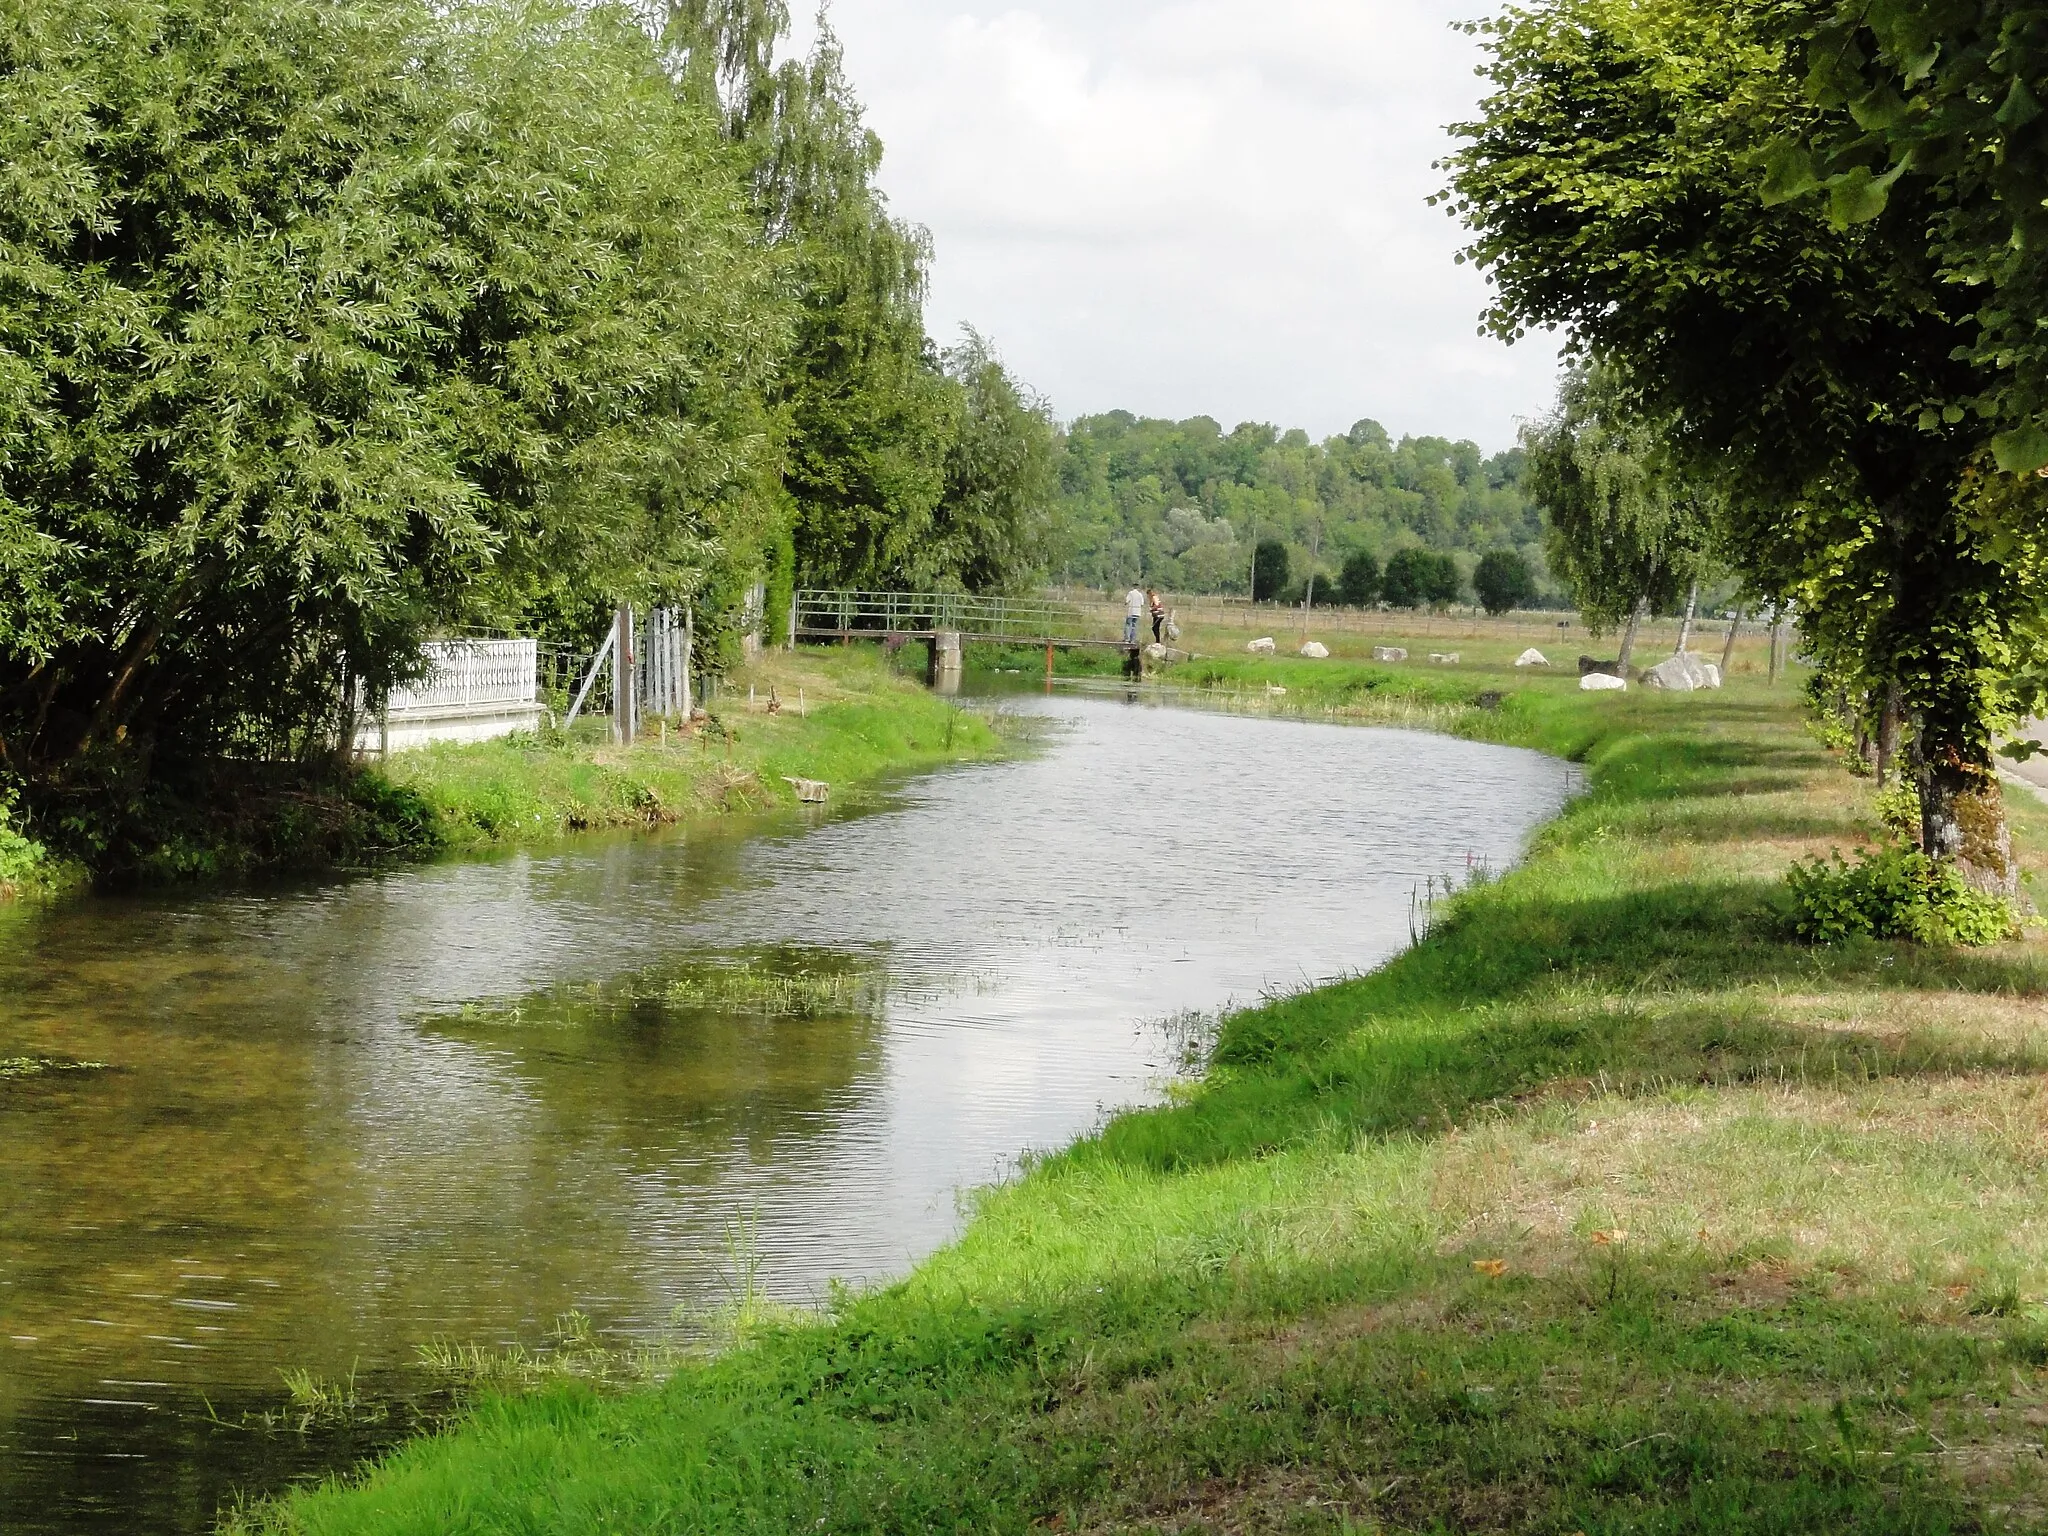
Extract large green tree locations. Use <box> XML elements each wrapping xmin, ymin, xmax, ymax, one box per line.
<box><xmin>1443</xmin><ymin>0</ymin><xmax>2039</xmax><ymax>891</ymax></box>
<box><xmin>0</xmin><ymin>0</ymin><xmax>782</xmax><ymax>809</ymax></box>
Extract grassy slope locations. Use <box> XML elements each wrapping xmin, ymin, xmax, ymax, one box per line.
<box><xmin>379</xmin><ymin>648</ymin><xmax>1003</xmax><ymax>849</ymax></box>
<box><xmin>248</xmin><ymin>655</ymin><xmax>2048</xmax><ymax>1536</ymax></box>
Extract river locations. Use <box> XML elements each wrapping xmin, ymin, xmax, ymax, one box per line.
<box><xmin>0</xmin><ymin>692</ymin><xmax>1573</xmax><ymax>1534</ymax></box>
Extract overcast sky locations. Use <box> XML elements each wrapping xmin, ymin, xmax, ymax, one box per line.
<box><xmin>792</xmin><ymin>0</ymin><xmax>1560</xmax><ymax>452</ymax></box>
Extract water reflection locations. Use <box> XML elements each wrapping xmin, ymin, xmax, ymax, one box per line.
<box><xmin>0</xmin><ymin>695</ymin><xmax>1573</xmax><ymax>1534</ymax></box>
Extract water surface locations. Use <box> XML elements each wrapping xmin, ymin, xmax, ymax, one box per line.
<box><xmin>0</xmin><ymin>694</ymin><xmax>1572</xmax><ymax>1533</ymax></box>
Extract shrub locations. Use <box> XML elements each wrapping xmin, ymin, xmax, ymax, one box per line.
<box><xmin>0</xmin><ymin>788</ymin><xmax>48</xmax><ymax>895</ymax></box>
<box><xmin>1787</xmin><ymin>841</ymin><xmax>2016</xmax><ymax>946</ymax></box>
<box><xmin>1873</xmin><ymin>778</ymin><xmax>1921</xmax><ymax>840</ymax></box>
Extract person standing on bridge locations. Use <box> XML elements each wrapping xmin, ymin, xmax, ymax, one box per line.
<box><xmin>1123</xmin><ymin>584</ymin><xmax>1145</xmax><ymax>646</ymax></box>
<box><xmin>1147</xmin><ymin>588</ymin><xmax>1165</xmax><ymax>644</ymax></box>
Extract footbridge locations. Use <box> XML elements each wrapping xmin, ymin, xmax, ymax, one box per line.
<box><xmin>792</xmin><ymin>589</ymin><xmax>1141</xmax><ymax>687</ymax></box>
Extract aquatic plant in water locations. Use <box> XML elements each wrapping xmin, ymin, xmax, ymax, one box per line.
<box><xmin>440</xmin><ymin>948</ymin><xmax>887</xmax><ymax>1031</ymax></box>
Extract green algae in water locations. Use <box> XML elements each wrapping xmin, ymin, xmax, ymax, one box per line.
<box><xmin>439</xmin><ymin>946</ymin><xmax>886</xmax><ymax>1030</ymax></box>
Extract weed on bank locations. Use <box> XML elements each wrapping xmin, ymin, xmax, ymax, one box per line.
<box><xmin>240</xmin><ymin>676</ymin><xmax>2048</xmax><ymax>1535</ymax></box>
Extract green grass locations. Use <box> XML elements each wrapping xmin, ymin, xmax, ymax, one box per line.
<box><xmin>235</xmin><ymin>673</ymin><xmax>2048</xmax><ymax>1536</ymax></box>
<box><xmin>378</xmin><ymin>648</ymin><xmax>1005</xmax><ymax>850</ymax></box>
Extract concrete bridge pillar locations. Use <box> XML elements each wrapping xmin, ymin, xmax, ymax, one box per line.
<box><xmin>927</xmin><ymin>629</ymin><xmax>962</xmax><ymax>695</ymax></box>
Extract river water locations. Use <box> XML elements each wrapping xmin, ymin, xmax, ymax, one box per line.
<box><xmin>0</xmin><ymin>693</ymin><xmax>1572</xmax><ymax>1534</ymax></box>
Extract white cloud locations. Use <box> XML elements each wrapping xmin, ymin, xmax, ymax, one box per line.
<box><xmin>799</xmin><ymin>0</ymin><xmax>1560</xmax><ymax>448</ymax></box>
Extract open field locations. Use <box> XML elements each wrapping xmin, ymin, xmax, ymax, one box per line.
<box><xmin>1047</xmin><ymin>591</ymin><xmax>1772</xmax><ymax>668</ymax></box>
<box><xmin>233</xmin><ymin>663</ymin><xmax>2048</xmax><ymax>1536</ymax></box>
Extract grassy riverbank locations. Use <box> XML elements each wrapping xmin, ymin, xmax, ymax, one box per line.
<box><xmin>0</xmin><ymin>651</ymin><xmax>999</xmax><ymax>898</ymax></box>
<box><xmin>379</xmin><ymin>648</ymin><xmax>1003</xmax><ymax>850</ymax></box>
<box><xmin>242</xmin><ymin>668</ymin><xmax>2048</xmax><ymax>1535</ymax></box>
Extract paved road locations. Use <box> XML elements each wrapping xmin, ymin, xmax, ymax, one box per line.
<box><xmin>2006</xmin><ymin>718</ymin><xmax>2048</xmax><ymax>798</ymax></box>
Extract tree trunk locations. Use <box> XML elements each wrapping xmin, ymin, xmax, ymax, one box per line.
<box><xmin>1875</xmin><ymin>684</ymin><xmax>1901</xmax><ymax>790</ymax></box>
<box><xmin>1719</xmin><ymin>606</ymin><xmax>1743</xmax><ymax>676</ymax></box>
<box><xmin>1616</xmin><ymin>599</ymin><xmax>1645</xmax><ymax>675</ymax></box>
<box><xmin>1915</xmin><ymin>730</ymin><xmax>2020</xmax><ymax>900</ymax></box>
<box><xmin>1675</xmin><ymin>579</ymin><xmax>1699</xmax><ymax>656</ymax></box>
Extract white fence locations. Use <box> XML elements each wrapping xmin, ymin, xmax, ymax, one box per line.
<box><xmin>637</xmin><ymin>606</ymin><xmax>692</xmax><ymax>719</ymax></box>
<box><xmin>356</xmin><ymin>639</ymin><xmax>543</xmax><ymax>754</ymax></box>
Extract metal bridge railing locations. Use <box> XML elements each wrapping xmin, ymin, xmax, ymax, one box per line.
<box><xmin>793</xmin><ymin>589</ymin><xmax>1093</xmax><ymax>642</ymax></box>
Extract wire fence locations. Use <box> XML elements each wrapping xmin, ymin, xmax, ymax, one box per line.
<box><xmin>1046</xmin><ymin>591</ymin><xmax>1755</xmax><ymax>655</ymax></box>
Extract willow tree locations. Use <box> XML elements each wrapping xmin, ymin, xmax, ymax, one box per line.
<box><xmin>923</xmin><ymin>331</ymin><xmax>1059</xmax><ymax>594</ymax></box>
<box><xmin>1523</xmin><ymin>365</ymin><xmax>1716</xmax><ymax>672</ymax></box>
<box><xmin>0</xmin><ymin>0</ymin><xmax>783</xmax><ymax>814</ymax></box>
<box><xmin>666</xmin><ymin>2</ymin><xmax>960</xmax><ymax>590</ymax></box>
<box><xmin>1442</xmin><ymin>0</ymin><xmax>2039</xmax><ymax>894</ymax></box>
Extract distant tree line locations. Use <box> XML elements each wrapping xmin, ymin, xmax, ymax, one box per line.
<box><xmin>1049</xmin><ymin>411</ymin><xmax>1563</xmax><ymax>608</ymax></box>
<box><xmin>0</xmin><ymin>0</ymin><xmax>1055</xmax><ymax>852</ymax></box>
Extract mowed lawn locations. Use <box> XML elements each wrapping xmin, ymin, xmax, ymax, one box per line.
<box><xmin>243</xmin><ymin>670</ymin><xmax>2048</xmax><ymax>1536</ymax></box>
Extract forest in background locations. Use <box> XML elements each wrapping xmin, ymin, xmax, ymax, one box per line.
<box><xmin>1046</xmin><ymin>411</ymin><xmax>1559</xmax><ymax>603</ymax></box>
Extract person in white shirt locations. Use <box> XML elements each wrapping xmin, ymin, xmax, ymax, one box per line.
<box><xmin>1124</xmin><ymin>585</ymin><xmax>1145</xmax><ymax>645</ymax></box>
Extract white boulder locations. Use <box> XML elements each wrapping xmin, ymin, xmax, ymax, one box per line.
<box><xmin>1299</xmin><ymin>640</ymin><xmax>1330</xmax><ymax>659</ymax></box>
<box><xmin>1371</xmin><ymin>646</ymin><xmax>1407</xmax><ymax>661</ymax></box>
<box><xmin>1580</xmin><ymin>672</ymin><xmax>1628</xmax><ymax>692</ymax></box>
<box><xmin>1429</xmin><ymin>652</ymin><xmax>1460</xmax><ymax>664</ymax></box>
<box><xmin>1642</xmin><ymin>652</ymin><xmax>1721</xmax><ymax>691</ymax></box>
<box><xmin>1514</xmin><ymin>648</ymin><xmax>1550</xmax><ymax>667</ymax></box>
<box><xmin>1247</xmin><ymin>636</ymin><xmax>1277</xmax><ymax>655</ymax></box>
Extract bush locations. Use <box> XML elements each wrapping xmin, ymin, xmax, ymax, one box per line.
<box><xmin>1873</xmin><ymin>778</ymin><xmax>1921</xmax><ymax>840</ymax></box>
<box><xmin>0</xmin><ymin>788</ymin><xmax>46</xmax><ymax>894</ymax></box>
<box><xmin>1787</xmin><ymin>841</ymin><xmax>2016</xmax><ymax>946</ymax></box>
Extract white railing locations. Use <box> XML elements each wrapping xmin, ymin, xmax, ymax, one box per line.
<box><xmin>359</xmin><ymin>638</ymin><xmax>543</xmax><ymax>753</ymax></box>
<box><xmin>387</xmin><ymin>639</ymin><xmax>538</xmax><ymax>715</ymax></box>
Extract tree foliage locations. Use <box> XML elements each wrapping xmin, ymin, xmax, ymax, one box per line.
<box><xmin>1337</xmin><ymin>550</ymin><xmax>1382</xmax><ymax>608</ymax></box>
<box><xmin>1251</xmin><ymin>540</ymin><xmax>1290</xmax><ymax>603</ymax></box>
<box><xmin>0</xmin><ymin>0</ymin><xmax>782</xmax><ymax>797</ymax></box>
<box><xmin>1051</xmin><ymin>412</ymin><xmax>1548</xmax><ymax>598</ymax></box>
<box><xmin>1771</xmin><ymin>0</ymin><xmax>2048</xmax><ymax>475</ymax></box>
<box><xmin>1522</xmin><ymin>365</ymin><xmax>1715</xmax><ymax>633</ymax></box>
<box><xmin>1383</xmin><ymin>549</ymin><xmax>1462</xmax><ymax>610</ymax></box>
<box><xmin>1473</xmin><ymin>549</ymin><xmax>1538</xmax><ymax>617</ymax></box>
<box><xmin>663</xmin><ymin>2</ymin><xmax>997</xmax><ymax>592</ymax></box>
<box><xmin>919</xmin><ymin>332</ymin><xmax>1058</xmax><ymax>594</ymax></box>
<box><xmin>1442</xmin><ymin>0</ymin><xmax>2040</xmax><ymax>888</ymax></box>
